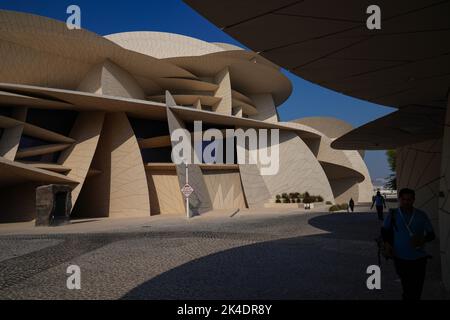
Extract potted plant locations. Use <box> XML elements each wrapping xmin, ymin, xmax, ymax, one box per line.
<box><xmin>275</xmin><ymin>194</ymin><xmax>281</xmax><ymax>203</ymax></box>
<box><xmin>303</xmin><ymin>195</ymin><xmax>313</xmax><ymax>209</ymax></box>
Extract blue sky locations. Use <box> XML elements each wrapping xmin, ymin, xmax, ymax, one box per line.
<box><xmin>0</xmin><ymin>0</ymin><xmax>394</xmax><ymax>183</ymax></box>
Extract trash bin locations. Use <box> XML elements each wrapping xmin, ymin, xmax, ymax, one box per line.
<box><xmin>35</xmin><ymin>184</ymin><xmax>72</xmax><ymax>226</ymax></box>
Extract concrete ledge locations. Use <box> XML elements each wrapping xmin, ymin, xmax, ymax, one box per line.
<box><xmin>264</xmin><ymin>202</ymin><xmax>326</xmax><ymax>209</ymax></box>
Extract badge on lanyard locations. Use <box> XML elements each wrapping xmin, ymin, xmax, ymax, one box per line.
<box><xmin>398</xmin><ymin>208</ymin><xmax>423</xmax><ymax>249</ymax></box>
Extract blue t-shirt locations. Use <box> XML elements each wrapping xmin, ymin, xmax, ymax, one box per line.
<box><xmin>383</xmin><ymin>208</ymin><xmax>434</xmax><ymax>260</ymax></box>
<box><xmin>374</xmin><ymin>195</ymin><xmax>384</xmax><ymax>206</ymax></box>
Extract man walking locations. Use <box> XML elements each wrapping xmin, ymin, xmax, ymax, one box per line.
<box><xmin>348</xmin><ymin>198</ymin><xmax>355</xmax><ymax>212</ymax></box>
<box><xmin>381</xmin><ymin>188</ymin><xmax>435</xmax><ymax>300</ymax></box>
<box><xmin>371</xmin><ymin>190</ymin><xmax>386</xmax><ymax>221</ymax></box>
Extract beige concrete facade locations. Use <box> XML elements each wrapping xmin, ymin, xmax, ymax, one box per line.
<box><xmin>260</xmin><ymin>131</ymin><xmax>335</xmax><ymax>203</ymax></box>
<box><xmin>0</xmin><ymin>10</ymin><xmax>373</xmax><ymax>223</ymax></box>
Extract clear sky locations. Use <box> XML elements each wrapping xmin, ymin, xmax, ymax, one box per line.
<box><xmin>0</xmin><ymin>0</ymin><xmax>395</xmax><ymax>184</ymax></box>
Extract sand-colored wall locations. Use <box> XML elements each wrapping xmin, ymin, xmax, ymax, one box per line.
<box><xmin>146</xmin><ymin>169</ymin><xmax>185</xmax><ymax>215</ymax></box>
<box><xmin>0</xmin><ymin>37</ymin><xmax>92</xmax><ymax>89</ymax></box>
<box><xmin>203</xmin><ymin>170</ymin><xmax>246</xmax><ymax>210</ymax></box>
<box><xmin>249</xmin><ymin>94</ymin><xmax>278</xmax><ymax>123</ymax></box>
<box><xmin>396</xmin><ymin>105</ymin><xmax>450</xmax><ymax>291</ymax></box>
<box><xmin>328</xmin><ymin>178</ymin><xmax>359</xmax><ymax>204</ymax></box>
<box><xmin>235</xmin><ymin>128</ymin><xmax>271</xmax><ymax>208</ymax></box>
<box><xmin>0</xmin><ymin>125</ymin><xmax>23</xmax><ymax>160</ymax></box>
<box><xmin>58</xmin><ymin>112</ymin><xmax>105</xmax><ymax>208</ymax></box>
<box><xmin>293</xmin><ymin>119</ymin><xmax>373</xmax><ymax>204</ymax></box>
<box><xmin>106</xmin><ymin>31</ymin><xmax>224</xmax><ymax>59</ymax></box>
<box><xmin>238</xmin><ymin>164</ymin><xmax>271</xmax><ymax>208</ymax></box>
<box><xmin>213</xmin><ymin>67</ymin><xmax>232</xmax><ymax>115</ymax></box>
<box><xmin>396</xmin><ymin>138</ymin><xmax>442</xmax><ymax>232</ymax></box>
<box><xmin>72</xmin><ymin>112</ymin><xmax>150</xmax><ymax>218</ymax></box>
<box><xmin>261</xmin><ymin>131</ymin><xmax>334</xmax><ymax>203</ymax></box>
<box><xmin>342</xmin><ymin>150</ymin><xmax>374</xmax><ymax>203</ymax></box>
<box><xmin>78</xmin><ymin>60</ymin><xmax>146</xmax><ymax>100</ymax></box>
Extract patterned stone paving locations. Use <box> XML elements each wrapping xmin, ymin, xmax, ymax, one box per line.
<box><xmin>0</xmin><ymin>209</ymin><xmax>447</xmax><ymax>300</ymax></box>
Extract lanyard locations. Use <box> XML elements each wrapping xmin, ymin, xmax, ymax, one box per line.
<box><xmin>398</xmin><ymin>208</ymin><xmax>416</xmax><ymax>236</ymax></box>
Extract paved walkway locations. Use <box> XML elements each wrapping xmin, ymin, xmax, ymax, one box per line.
<box><xmin>0</xmin><ymin>206</ymin><xmax>447</xmax><ymax>299</ymax></box>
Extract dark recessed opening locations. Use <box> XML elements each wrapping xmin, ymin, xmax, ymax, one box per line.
<box><xmin>53</xmin><ymin>192</ymin><xmax>67</xmax><ymax>218</ymax></box>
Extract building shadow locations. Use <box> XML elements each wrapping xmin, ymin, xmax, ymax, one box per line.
<box><xmin>121</xmin><ymin>212</ymin><xmax>444</xmax><ymax>300</ymax></box>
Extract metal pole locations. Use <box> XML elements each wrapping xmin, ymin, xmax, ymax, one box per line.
<box><xmin>185</xmin><ymin>162</ymin><xmax>189</xmax><ymax>219</ymax></box>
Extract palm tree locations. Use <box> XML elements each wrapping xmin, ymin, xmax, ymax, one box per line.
<box><xmin>385</xmin><ymin>150</ymin><xmax>397</xmax><ymax>190</ymax></box>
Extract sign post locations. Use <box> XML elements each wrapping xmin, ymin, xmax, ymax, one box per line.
<box><xmin>181</xmin><ymin>162</ymin><xmax>194</xmax><ymax>219</ymax></box>
<box><xmin>185</xmin><ymin>163</ymin><xmax>189</xmax><ymax>218</ymax></box>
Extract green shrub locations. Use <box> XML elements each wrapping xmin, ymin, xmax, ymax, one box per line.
<box><xmin>329</xmin><ymin>205</ymin><xmax>340</xmax><ymax>212</ymax></box>
<box><xmin>303</xmin><ymin>196</ymin><xmax>313</xmax><ymax>204</ymax></box>
<box><xmin>329</xmin><ymin>203</ymin><xmax>350</xmax><ymax>212</ymax></box>
<box><xmin>276</xmin><ymin>192</ymin><xmax>323</xmax><ymax>204</ymax></box>
<box><xmin>325</xmin><ymin>201</ymin><xmax>332</xmax><ymax>205</ymax></box>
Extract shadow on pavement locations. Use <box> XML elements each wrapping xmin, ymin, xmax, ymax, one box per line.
<box><xmin>122</xmin><ymin>212</ymin><xmax>427</xmax><ymax>300</ymax></box>
<box><xmin>309</xmin><ymin>212</ymin><xmax>381</xmax><ymax>241</ymax></box>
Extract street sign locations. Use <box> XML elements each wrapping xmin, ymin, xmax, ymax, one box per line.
<box><xmin>181</xmin><ymin>184</ymin><xmax>194</xmax><ymax>198</ymax></box>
